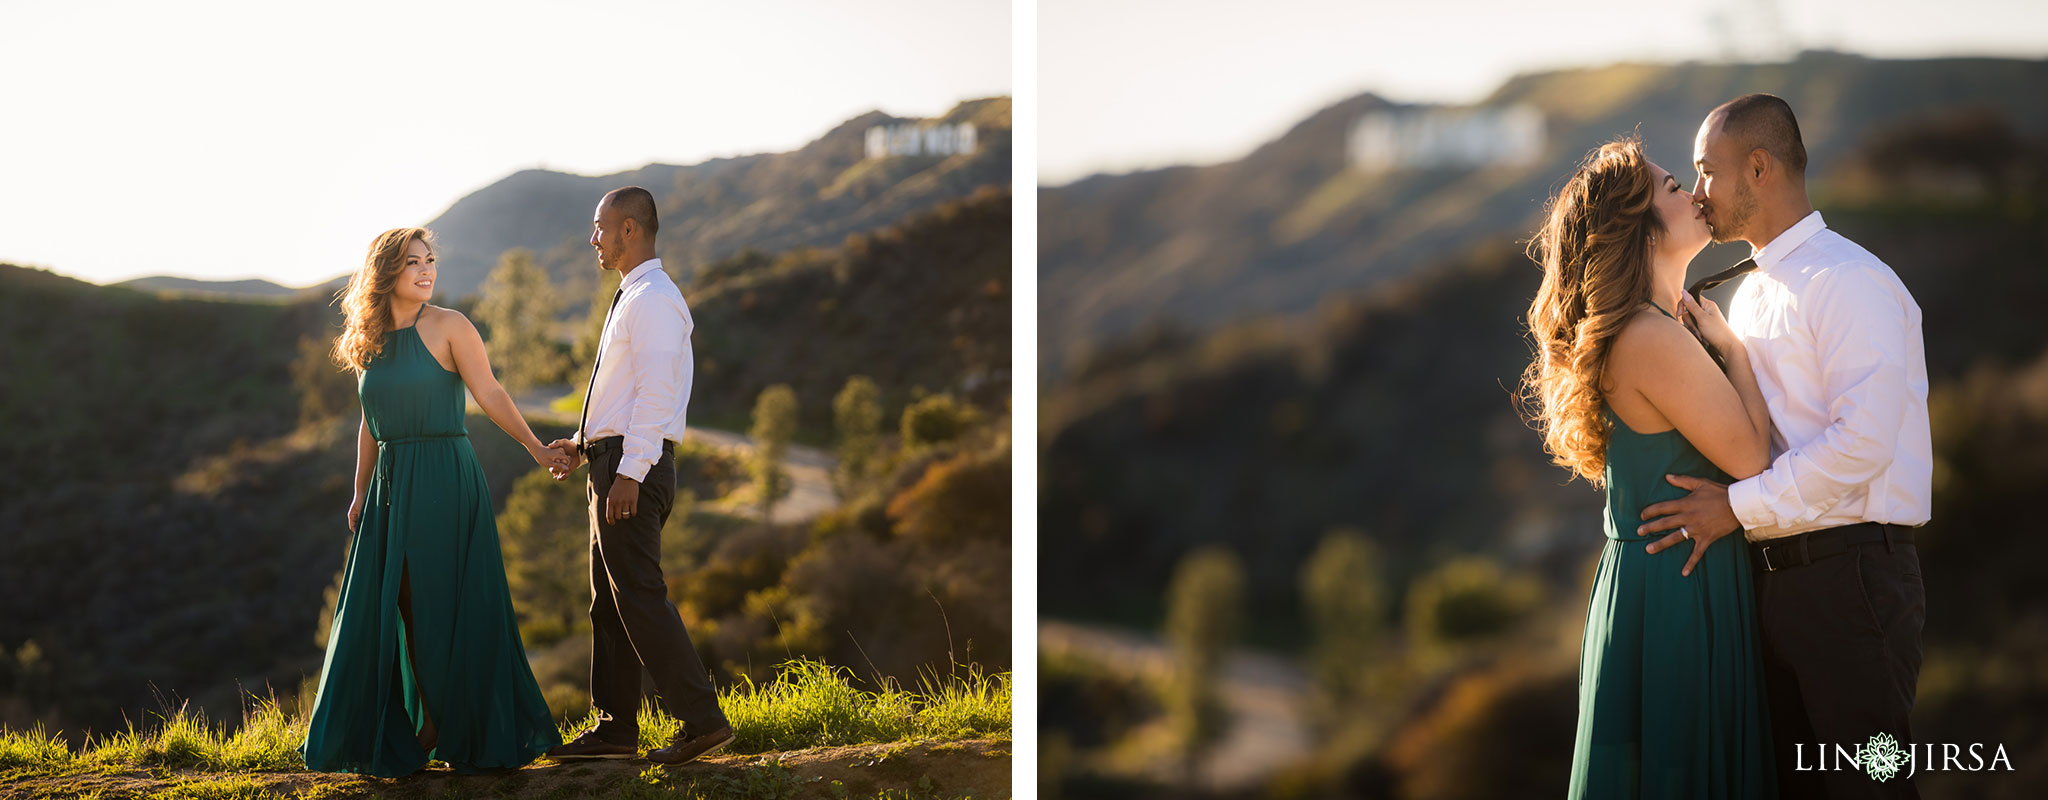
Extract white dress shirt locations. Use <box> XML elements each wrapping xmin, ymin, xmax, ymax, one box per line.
<box><xmin>582</xmin><ymin>258</ymin><xmax>694</xmax><ymax>483</ymax></box>
<box><xmin>1725</xmin><ymin>211</ymin><xmax>1932</xmax><ymax>541</ymax></box>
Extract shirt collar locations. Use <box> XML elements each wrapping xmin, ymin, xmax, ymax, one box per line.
<box><xmin>620</xmin><ymin>258</ymin><xmax>665</xmax><ymax>289</ymax></box>
<box><xmin>1752</xmin><ymin>210</ymin><xmax>1825</xmax><ymax>273</ymax></box>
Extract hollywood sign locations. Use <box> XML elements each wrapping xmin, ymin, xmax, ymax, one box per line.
<box><xmin>865</xmin><ymin>122</ymin><xmax>978</xmax><ymax>159</ymax></box>
<box><xmin>1348</xmin><ymin>105</ymin><xmax>1545</xmax><ymax>172</ymax></box>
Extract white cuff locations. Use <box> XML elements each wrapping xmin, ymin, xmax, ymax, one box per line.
<box><xmin>1727</xmin><ymin>475</ymin><xmax>1773</xmax><ymax>532</ymax></box>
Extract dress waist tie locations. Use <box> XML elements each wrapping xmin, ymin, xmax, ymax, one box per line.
<box><xmin>373</xmin><ymin>433</ymin><xmax>467</xmax><ymax>506</ymax></box>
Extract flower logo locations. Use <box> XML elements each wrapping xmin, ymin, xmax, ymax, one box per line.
<box><xmin>1863</xmin><ymin>732</ymin><xmax>1904</xmax><ymax>782</ymax></box>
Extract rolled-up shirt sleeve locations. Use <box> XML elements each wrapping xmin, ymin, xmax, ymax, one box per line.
<box><xmin>616</xmin><ymin>296</ymin><xmax>692</xmax><ymax>483</ymax></box>
<box><xmin>1728</xmin><ymin>262</ymin><xmax>1912</xmax><ymax>530</ymax></box>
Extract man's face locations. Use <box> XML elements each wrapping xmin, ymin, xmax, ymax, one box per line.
<box><xmin>1693</xmin><ymin>117</ymin><xmax>1757</xmax><ymax>245</ymax></box>
<box><xmin>589</xmin><ymin>201</ymin><xmax>623</xmax><ymax>272</ymax></box>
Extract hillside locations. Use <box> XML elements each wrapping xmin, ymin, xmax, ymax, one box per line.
<box><xmin>687</xmin><ymin>187</ymin><xmax>1012</xmax><ymax>434</ymax></box>
<box><xmin>94</xmin><ymin>96</ymin><xmax>1008</xmax><ymax>311</ymax></box>
<box><xmin>427</xmin><ymin>96</ymin><xmax>1012</xmax><ymax>302</ymax></box>
<box><xmin>1038</xmin><ymin>54</ymin><xmax>2048</xmax><ymax>380</ymax></box>
<box><xmin>0</xmin><ymin>265</ymin><xmax>320</xmax><ymax>487</ymax></box>
<box><xmin>113</xmin><ymin>276</ymin><xmax>305</xmax><ymax>301</ymax></box>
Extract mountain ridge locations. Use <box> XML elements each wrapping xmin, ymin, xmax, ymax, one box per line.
<box><xmin>428</xmin><ymin>96</ymin><xmax>1011</xmax><ymax>301</ymax></box>
<box><xmin>1038</xmin><ymin>54</ymin><xmax>2048</xmax><ymax>381</ymax></box>
<box><xmin>97</xmin><ymin>96</ymin><xmax>1010</xmax><ymax>303</ymax></box>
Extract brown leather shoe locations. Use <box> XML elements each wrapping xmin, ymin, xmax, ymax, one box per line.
<box><xmin>545</xmin><ymin>727</ymin><xmax>639</xmax><ymax>760</ymax></box>
<box><xmin>646</xmin><ymin>725</ymin><xmax>733</xmax><ymax>765</ymax></box>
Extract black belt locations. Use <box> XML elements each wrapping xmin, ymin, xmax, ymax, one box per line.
<box><xmin>1751</xmin><ymin>522</ymin><xmax>1913</xmax><ymax>573</ymax></box>
<box><xmin>579</xmin><ymin>435</ymin><xmax>674</xmax><ymax>458</ymax></box>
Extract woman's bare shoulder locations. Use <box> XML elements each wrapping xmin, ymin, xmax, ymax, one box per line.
<box><xmin>1610</xmin><ymin>306</ymin><xmax>1694</xmax><ymax>359</ymax></box>
<box><xmin>418</xmin><ymin>304</ymin><xmax>477</xmax><ymax>333</ymax></box>
<box><xmin>1607</xmin><ymin>305</ymin><xmax>1702</xmax><ymax>385</ymax></box>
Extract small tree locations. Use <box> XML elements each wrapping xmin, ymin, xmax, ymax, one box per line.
<box><xmin>1164</xmin><ymin>545</ymin><xmax>1244</xmax><ymax>775</ymax></box>
<box><xmin>901</xmin><ymin>393</ymin><xmax>976</xmax><ymax>450</ymax></box>
<box><xmin>832</xmin><ymin>376</ymin><xmax>883</xmax><ymax>497</ymax></box>
<box><xmin>496</xmin><ymin>469</ymin><xmax>592</xmax><ymax>646</ymax></box>
<box><xmin>1300</xmin><ymin>528</ymin><xmax>1388</xmax><ymax>708</ymax></box>
<box><xmin>474</xmin><ymin>248</ymin><xmax>568</xmax><ymax>393</ymax></box>
<box><xmin>566</xmin><ymin>269</ymin><xmax>624</xmax><ymax>410</ymax></box>
<box><xmin>1406</xmin><ymin>557</ymin><xmax>1541</xmax><ymax>660</ymax></box>
<box><xmin>750</xmin><ymin>384</ymin><xmax>799</xmax><ymax>522</ymax></box>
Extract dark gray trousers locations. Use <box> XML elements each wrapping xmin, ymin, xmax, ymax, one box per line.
<box><xmin>586</xmin><ymin>439</ymin><xmax>727</xmax><ymax>738</ymax></box>
<box><xmin>1755</xmin><ymin>524</ymin><xmax>1925</xmax><ymax>799</ymax></box>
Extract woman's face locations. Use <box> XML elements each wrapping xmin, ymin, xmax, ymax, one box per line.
<box><xmin>391</xmin><ymin>238</ymin><xmax>436</xmax><ymax>305</ymax></box>
<box><xmin>1648</xmin><ymin>160</ymin><xmax>1710</xmax><ymax>259</ymax></box>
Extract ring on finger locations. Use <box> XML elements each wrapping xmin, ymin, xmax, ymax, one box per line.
<box><xmin>1679</xmin><ymin>526</ymin><xmax>1692</xmax><ymax>540</ymax></box>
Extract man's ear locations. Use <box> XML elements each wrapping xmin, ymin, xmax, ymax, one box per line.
<box><xmin>1749</xmin><ymin>148</ymin><xmax>1771</xmax><ymax>184</ymax></box>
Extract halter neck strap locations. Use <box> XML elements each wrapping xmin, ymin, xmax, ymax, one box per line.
<box><xmin>394</xmin><ymin>302</ymin><xmax>427</xmax><ymax>330</ymax></box>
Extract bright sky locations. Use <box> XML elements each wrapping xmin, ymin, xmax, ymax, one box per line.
<box><xmin>1042</xmin><ymin>0</ymin><xmax>2048</xmax><ymax>184</ymax></box>
<box><xmin>0</xmin><ymin>1</ymin><xmax>1010</xmax><ymax>286</ymax></box>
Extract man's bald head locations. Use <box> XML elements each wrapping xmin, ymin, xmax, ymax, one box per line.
<box><xmin>1707</xmin><ymin>94</ymin><xmax>1807</xmax><ymax>179</ymax></box>
<box><xmin>602</xmin><ymin>186</ymin><xmax>660</xmax><ymax>239</ymax></box>
<box><xmin>590</xmin><ymin>186</ymin><xmax>661</xmax><ymax>272</ymax></box>
<box><xmin>1692</xmin><ymin>93</ymin><xmax>1817</xmax><ymax>247</ymax></box>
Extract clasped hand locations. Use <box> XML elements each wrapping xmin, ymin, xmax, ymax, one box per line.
<box><xmin>527</xmin><ymin>439</ymin><xmax>577</xmax><ymax>476</ymax></box>
<box><xmin>542</xmin><ymin>439</ymin><xmax>635</xmax><ymax>521</ymax></box>
<box><xmin>543</xmin><ymin>438</ymin><xmax>584</xmax><ymax>481</ymax></box>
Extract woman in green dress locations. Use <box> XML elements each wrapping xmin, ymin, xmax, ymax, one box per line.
<box><xmin>1522</xmin><ymin>136</ymin><xmax>1777</xmax><ymax>798</ymax></box>
<box><xmin>301</xmin><ymin>227</ymin><xmax>567</xmax><ymax>777</ymax></box>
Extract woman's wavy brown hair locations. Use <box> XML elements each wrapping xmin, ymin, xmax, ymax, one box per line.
<box><xmin>1520</xmin><ymin>134</ymin><xmax>1665</xmax><ymax>486</ymax></box>
<box><xmin>332</xmin><ymin>227</ymin><xmax>437</xmax><ymax>373</ymax></box>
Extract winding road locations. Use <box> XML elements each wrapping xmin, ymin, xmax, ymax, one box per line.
<box><xmin>1039</xmin><ymin>619</ymin><xmax>1314</xmax><ymax>790</ymax></box>
<box><xmin>500</xmin><ymin>385</ymin><xmax>840</xmax><ymax>523</ymax></box>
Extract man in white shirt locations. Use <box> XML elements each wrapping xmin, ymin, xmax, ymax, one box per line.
<box><xmin>542</xmin><ymin>186</ymin><xmax>732</xmax><ymax>765</ymax></box>
<box><xmin>1640</xmin><ymin>95</ymin><xmax>1930</xmax><ymax>799</ymax></box>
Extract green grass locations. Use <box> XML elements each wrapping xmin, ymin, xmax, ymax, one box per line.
<box><xmin>911</xmin><ymin>665</ymin><xmax>1010</xmax><ymax>743</ymax></box>
<box><xmin>0</xmin><ymin>658</ymin><xmax>1008</xmax><ymax>796</ymax></box>
<box><xmin>0</xmin><ymin>722</ymin><xmax>71</xmax><ymax>770</ymax></box>
<box><xmin>74</xmin><ymin>696</ymin><xmax>308</xmax><ymax>774</ymax></box>
<box><xmin>604</xmin><ymin>659</ymin><xmax>1010</xmax><ymax>755</ymax></box>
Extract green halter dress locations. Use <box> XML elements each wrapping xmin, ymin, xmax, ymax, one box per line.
<box><xmin>300</xmin><ymin>307</ymin><xmax>560</xmax><ymax>776</ymax></box>
<box><xmin>1567</xmin><ymin>304</ymin><xmax>1776</xmax><ymax>799</ymax></box>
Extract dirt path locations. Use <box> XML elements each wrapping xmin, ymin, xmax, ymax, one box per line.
<box><xmin>505</xmin><ymin>386</ymin><xmax>840</xmax><ymax>523</ymax></box>
<box><xmin>3</xmin><ymin>738</ymin><xmax>1010</xmax><ymax>799</ymax></box>
<box><xmin>1039</xmin><ymin>619</ymin><xmax>1313</xmax><ymax>791</ymax></box>
<box><xmin>682</xmin><ymin>427</ymin><xmax>838</xmax><ymax>524</ymax></box>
